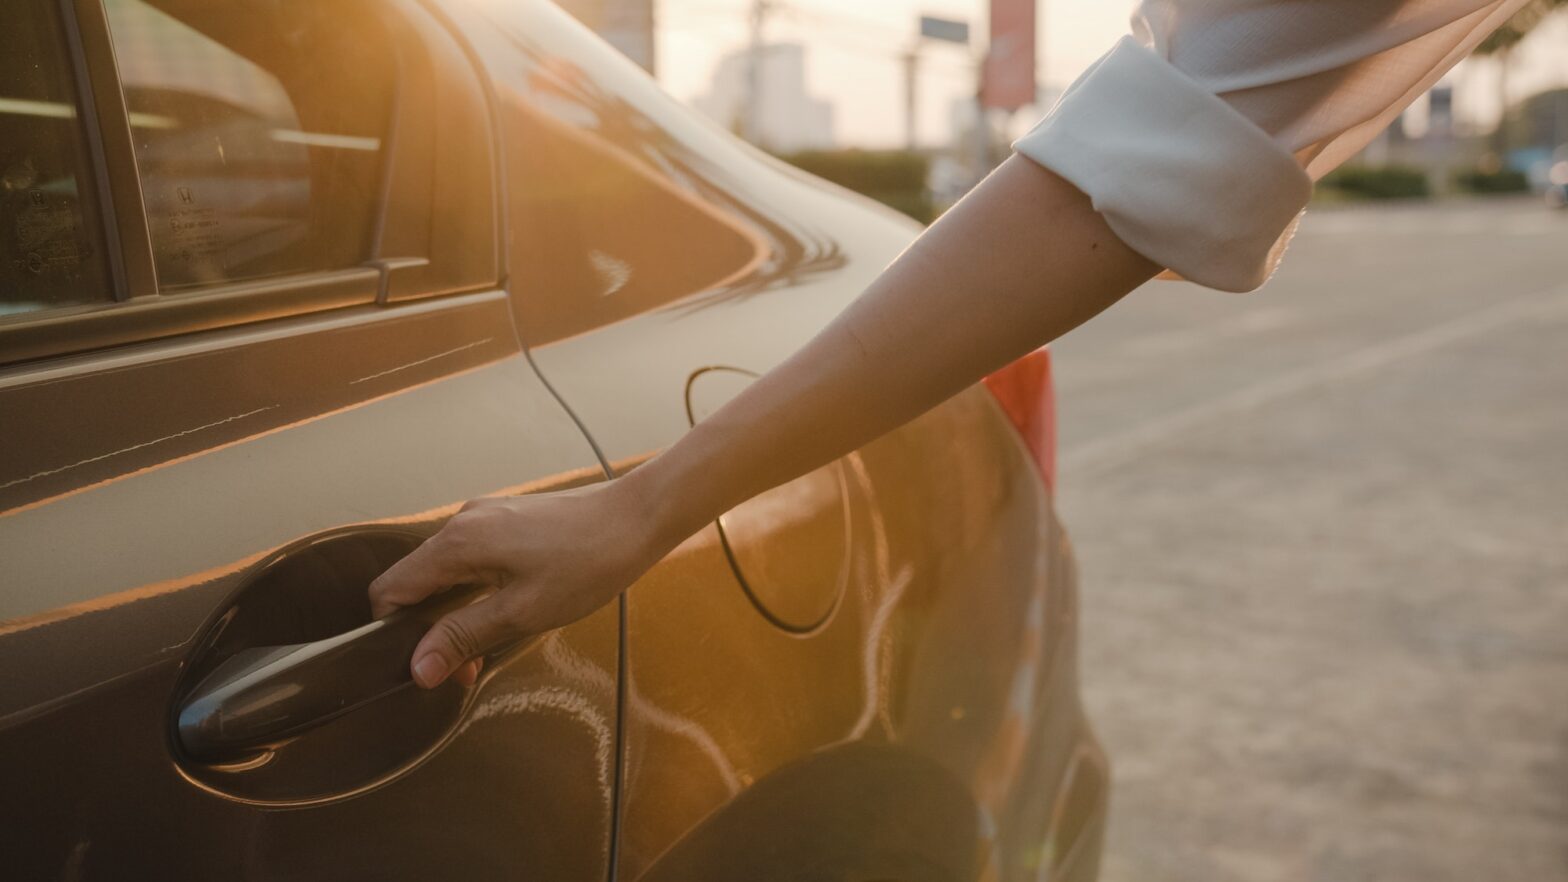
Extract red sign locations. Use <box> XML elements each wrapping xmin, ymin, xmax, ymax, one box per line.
<box><xmin>982</xmin><ymin>0</ymin><xmax>1037</xmax><ymax>110</ymax></box>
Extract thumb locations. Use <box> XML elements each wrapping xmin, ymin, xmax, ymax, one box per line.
<box><xmin>410</xmin><ymin>593</ymin><xmax>517</xmax><ymax>689</ymax></box>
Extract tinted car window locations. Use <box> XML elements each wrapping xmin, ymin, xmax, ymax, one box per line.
<box><xmin>105</xmin><ymin>0</ymin><xmax>393</xmax><ymax>289</ymax></box>
<box><xmin>0</xmin><ymin>2</ymin><xmax>112</xmax><ymax>318</ymax></box>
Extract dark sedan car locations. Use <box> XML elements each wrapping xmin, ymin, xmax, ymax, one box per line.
<box><xmin>0</xmin><ymin>0</ymin><xmax>1107</xmax><ymax>878</ymax></box>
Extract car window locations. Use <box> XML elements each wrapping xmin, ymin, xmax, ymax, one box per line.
<box><xmin>0</xmin><ymin>2</ymin><xmax>113</xmax><ymax>319</ymax></box>
<box><xmin>104</xmin><ymin>0</ymin><xmax>394</xmax><ymax>290</ymax></box>
<box><xmin>461</xmin><ymin>1</ymin><xmax>845</xmax><ymax>346</ymax></box>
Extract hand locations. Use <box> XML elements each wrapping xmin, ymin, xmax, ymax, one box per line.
<box><xmin>369</xmin><ymin>482</ymin><xmax>661</xmax><ymax>689</ymax></box>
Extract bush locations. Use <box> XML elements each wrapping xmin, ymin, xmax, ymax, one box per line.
<box><xmin>1319</xmin><ymin>164</ymin><xmax>1430</xmax><ymax>200</ymax></box>
<box><xmin>1453</xmin><ymin>168</ymin><xmax>1530</xmax><ymax>194</ymax></box>
<box><xmin>778</xmin><ymin>149</ymin><xmax>934</xmax><ymax>223</ymax></box>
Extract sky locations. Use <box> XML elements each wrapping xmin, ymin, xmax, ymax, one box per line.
<box><xmin>654</xmin><ymin>0</ymin><xmax>1568</xmax><ymax>149</ymax></box>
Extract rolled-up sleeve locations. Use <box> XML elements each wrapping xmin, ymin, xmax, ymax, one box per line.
<box><xmin>1014</xmin><ymin>0</ymin><xmax>1529</xmax><ymax>292</ymax></box>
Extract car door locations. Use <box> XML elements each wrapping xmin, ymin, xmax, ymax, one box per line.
<box><xmin>445</xmin><ymin>3</ymin><xmax>1100</xmax><ymax>880</ymax></box>
<box><xmin>0</xmin><ymin>2</ymin><xmax>619</xmax><ymax>879</ymax></box>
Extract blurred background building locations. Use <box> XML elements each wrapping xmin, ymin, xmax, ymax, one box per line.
<box><xmin>553</xmin><ymin>0</ymin><xmax>1568</xmax><ymax>218</ymax></box>
<box><xmin>556</xmin><ymin>0</ymin><xmax>657</xmax><ymax>71</ymax></box>
<box><xmin>693</xmin><ymin>42</ymin><xmax>835</xmax><ymax>152</ymax></box>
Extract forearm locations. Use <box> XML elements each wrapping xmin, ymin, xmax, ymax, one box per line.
<box><xmin>620</xmin><ymin>156</ymin><xmax>1159</xmax><ymax>556</ymax></box>
<box><xmin>378</xmin><ymin>158</ymin><xmax>1161</xmax><ymax>685</ymax></box>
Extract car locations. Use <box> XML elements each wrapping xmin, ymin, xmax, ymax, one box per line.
<box><xmin>1546</xmin><ymin>147</ymin><xmax>1568</xmax><ymax>210</ymax></box>
<box><xmin>0</xmin><ymin>0</ymin><xmax>1107</xmax><ymax>879</ymax></box>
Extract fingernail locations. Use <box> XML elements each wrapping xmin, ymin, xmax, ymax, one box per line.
<box><xmin>413</xmin><ymin>654</ymin><xmax>446</xmax><ymax>688</ymax></box>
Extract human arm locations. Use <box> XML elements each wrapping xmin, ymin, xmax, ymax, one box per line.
<box><xmin>370</xmin><ymin>158</ymin><xmax>1158</xmax><ymax>688</ymax></box>
<box><xmin>624</xmin><ymin>158</ymin><xmax>1159</xmax><ymax>556</ymax></box>
<box><xmin>371</xmin><ymin>0</ymin><xmax>1530</xmax><ymax>689</ymax></box>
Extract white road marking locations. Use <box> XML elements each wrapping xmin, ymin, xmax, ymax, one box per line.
<box><xmin>1121</xmin><ymin>305</ymin><xmax>1300</xmax><ymax>359</ymax></box>
<box><xmin>1062</xmin><ymin>283</ymin><xmax>1568</xmax><ymax>478</ymax></box>
<box><xmin>1301</xmin><ymin>206</ymin><xmax>1564</xmax><ymax>238</ymax></box>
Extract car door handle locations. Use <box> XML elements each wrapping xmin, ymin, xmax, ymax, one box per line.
<box><xmin>176</xmin><ymin>584</ymin><xmax>490</xmax><ymax>760</ymax></box>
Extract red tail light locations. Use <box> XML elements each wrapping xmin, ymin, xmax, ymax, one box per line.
<box><xmin>982</xmin><ymin>347</ymin><xmax>1057</xmax><ymax>490</ymax></box>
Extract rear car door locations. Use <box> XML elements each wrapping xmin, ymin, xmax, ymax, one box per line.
<box><xmin>0</xmin><ymin>2</ymin><xmax>618</xmax><ymax>878</ymax></box>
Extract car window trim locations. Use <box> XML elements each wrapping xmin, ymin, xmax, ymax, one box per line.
<box><xmin>1</xmin><ymin>0</ymin><xmax>499</xmax><ymax>368</ymax></box>
<box><xmin>0</xmin><ymin>287</ymin><xmax>510</xmax><ymax>391</ymax></box>
<box><xmin>64</xmin><ymin>0</ymin><xmax>156</xmax><ymax>302</ymax></box>
<box><xmin>4</xmin><ymin>0</ymin><xmax>427</xmax><ymax>367</ymax></box>
<box><xmin>0</xmin><ymin>268</ymin><xmax>380</xmax><ymax>365</ymax></box>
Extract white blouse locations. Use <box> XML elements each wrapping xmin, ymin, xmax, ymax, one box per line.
<box><xmin>1013</xmin><ymin>0</ymin><xmax>1530</xmax><ymax>291</ymax></box>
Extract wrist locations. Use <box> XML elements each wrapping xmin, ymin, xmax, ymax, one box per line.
<box><xmin>605</xmin><ymin>455</ymin><xmax>694</xmax><ymax>568</ymax></box>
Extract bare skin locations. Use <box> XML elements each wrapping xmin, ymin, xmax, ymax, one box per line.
<box><xmin>369</xmin><ymin>156</ymin><xmax>1160</xmax><ymax>689</ymax></box>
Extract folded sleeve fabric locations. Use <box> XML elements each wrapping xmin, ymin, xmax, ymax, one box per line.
<box><xmin>1013</xmin><ymin>0</ymin><xmax>1530</xmax><ymax>292</ymax></box>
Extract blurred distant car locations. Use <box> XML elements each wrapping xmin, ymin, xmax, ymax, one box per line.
<box><xmin>1546</xmin><ymin>148</ymin><xmax>1568</xmax><ymax>209</ymax></box>
<box><xmin>0</xmin><ymin>1</ymin><xmax>1106</xmax><ymax>879</ymax></box>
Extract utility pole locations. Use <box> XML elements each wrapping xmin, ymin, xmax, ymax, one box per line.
<box><xmin>744</xmin><ymin>0</ymin><xmax>775</xmax><ymax>146</ymax></box>
<box><xmin>973</xmin><ymin>72</ymin><xmax>990</xmax><ymax>182</ymax></box>
<box><xmin>646</xmin><ymin>0</ymin><xmax>658</xmax><ymax>76</ymax></box>
<box><xmin>908</xmin><ymin>16</ymin><xmax>971</xmax><ymax>154</ymax></box>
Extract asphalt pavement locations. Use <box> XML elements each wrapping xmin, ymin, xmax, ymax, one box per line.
<box><xmin>1050</xmin><ymin>196</ymin><xmax>1568</xmax><ymax>882</ymax></box>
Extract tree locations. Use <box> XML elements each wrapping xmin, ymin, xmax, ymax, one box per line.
<box><xmin>1473</xmin><ymin>0</ymin><xmax>1567</xmax><ymax>152</ymax></box>
<box><xmin>1475</xmin><ymin>0</ymin><xmax>1568</xmax><ymax>55</ymax></box>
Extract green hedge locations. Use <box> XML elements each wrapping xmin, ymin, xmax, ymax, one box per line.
<box><xmin>1453</xmin><ymin>168</ymin><xmax>1530</xmax><ymax>194</ymax></box>
<box><xmin>778</xmin><ymin>149</ymin><xmax>934</xmax><ymax>223</ymax></box>
<box><xmin>1319</xmin><ymin>164</ymin><xmax>1430</xmax><ymax>200</ymax></box>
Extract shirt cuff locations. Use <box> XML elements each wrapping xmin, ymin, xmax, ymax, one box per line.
<box><xmin>1013</xmin><ymin>37</ymin><xmax>1313</xmax><ymax>293</ymax></box>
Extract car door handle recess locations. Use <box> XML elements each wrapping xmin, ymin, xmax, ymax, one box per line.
<box><xmin>177</xmin><ymin>585</ymin><xmax>490</xmax><ymax>760</ymax></box>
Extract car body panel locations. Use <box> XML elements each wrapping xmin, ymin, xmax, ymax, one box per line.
<box><xmin>445</xmin><ymin>2</ymin><xmax>1109</xmax><ymax>878</ymax></box>
<box><xmin>614</xmin><ymin>393</ymin><xmax>1106</xmax><ymax>881</ymax></box>
<box><xmin>0</xmin><ymin>0</ymin><xmax>1108</xmax><ymax>877</ymax></box>
<box><xmin>0</xmin><ymin>289</ymin><xmax>619</xmax><ymax>877</ymax></box>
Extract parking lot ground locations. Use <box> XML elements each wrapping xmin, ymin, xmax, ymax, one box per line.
<box><xmin>1050</xmin><ymin>197</ymin><xmax>1568</xmax><ymax>882</ymax></box>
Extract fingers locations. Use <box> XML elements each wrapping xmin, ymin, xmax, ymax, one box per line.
<box><xmin>368</xmin><ymin>513</ymin><xmax>493</xmax><ymax>618</ymax></box>
<box><xmin>454</xmin><ymin>658</ymin><xmax>483</xmax><ymax>687</ymax></box>
<box><xmin>367</xmin><ymin>500</ymin><xmax>517</xmax><ymax>689</ymax></box>
<box><xmin>410</xmin><ymin>591</ymin><xmax>521</xmax><ymax>689</ymax></box>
